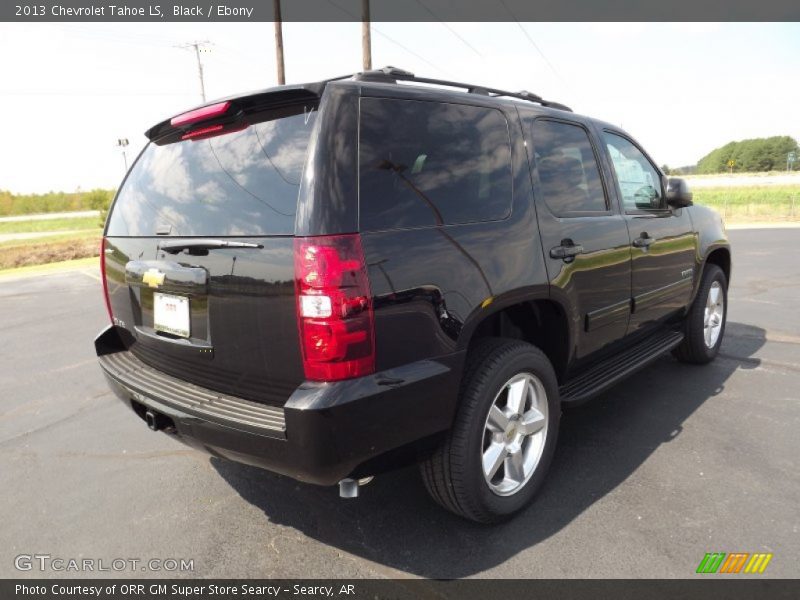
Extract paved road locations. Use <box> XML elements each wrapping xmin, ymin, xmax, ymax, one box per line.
<box><xmin>0</xmin><ymin>229</ymin><xmax>798</xmax><ymax>579</ymax></box>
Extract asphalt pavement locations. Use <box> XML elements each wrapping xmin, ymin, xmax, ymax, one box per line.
<box><xmin>0</xmin><ymin>228</ymin><xmax>798</xmax><ymax>579</ymax></box>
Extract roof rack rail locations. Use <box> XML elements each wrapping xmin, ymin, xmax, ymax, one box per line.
<box><xmin>352</xmin><ymin>66</ymin><xmax>572</xmax><ymax>112</ymax></box>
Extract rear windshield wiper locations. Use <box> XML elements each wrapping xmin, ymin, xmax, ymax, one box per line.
<box><xmin>158</xmin><ymin>239</ymin><xmax>264</xmax><ymax>254</ymax></box>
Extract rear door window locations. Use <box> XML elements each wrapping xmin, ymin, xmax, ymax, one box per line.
<box><xmin>358</xmin><ymin>98</ymin><xmax>513</xmax><ymax>231</ymax></box>
<box><xmin>532</xmin><ymin>119</ymin><xmax>608</xmax><ymax>216</ymax></box>
<box><xmin>106</xmin><ymin>105</ymin><xmax>317</xmax><ymax>237</ymax></box>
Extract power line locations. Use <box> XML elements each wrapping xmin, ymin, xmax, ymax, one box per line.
<box><xmin>62</xmin><ymin>24</ymin><xmax>177</xmax><ymax>47</ymax></box>
<box><xmin>324</xmin><ymin>0</ymin><xmax>446</xmax><ymax>74</ymax></box>
<box><xmin>372</xmin><ymin>25</ymin><xmax>447</xmax><ymax>74</ymax></box>
<box><xmin>415</xmin><ymin>0</ymin><xmax>482</xmax><ymax>58</ymax></box>
<box><xmin>498</xmin><ymin>0</ymin><xmax>570</xmax><ymax>92</ymax></box>
<box><xmin>515</xmin><ymin>23</ymin><xmax>567</xmax><ymax>87</ymax></box>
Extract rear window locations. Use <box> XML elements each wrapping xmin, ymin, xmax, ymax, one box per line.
<box><xmin>106</xmin><ymin>104</ymin><xmax>317</xmax><ymax>237</ymax></box>
<box><xmin>358</xmin><ymin>98</ymin><xmax>512</xmax><ymax>231</ymax></box>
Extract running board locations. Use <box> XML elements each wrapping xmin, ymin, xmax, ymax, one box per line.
<box><xmin>559</xmin><ymin>329</ymin><xmax>684</xmax><ymax>406</ymax></box>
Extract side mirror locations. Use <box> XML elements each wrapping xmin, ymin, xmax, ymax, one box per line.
<box><xmin>666</xmin><ymin>177</ymin><xmax>693</xmax><ymax>208</ymax></box>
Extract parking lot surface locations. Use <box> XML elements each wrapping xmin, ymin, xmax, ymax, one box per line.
<box><xmin>0</xmin><ymin>228</ymin><xmax>798</xmax><ymax>578</ymax></box>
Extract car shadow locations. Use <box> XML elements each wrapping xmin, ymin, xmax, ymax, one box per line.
<box><xmin>211</xmin><ymin>321</ymin><xmax>765</xmax><ymax>578</ymax></box>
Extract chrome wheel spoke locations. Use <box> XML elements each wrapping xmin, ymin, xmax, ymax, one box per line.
<box><xmin>709</xmin><ymin>285</ymin><xmax>720</xmax><ymax>306</ymax></box>
<box><xmin>505</xmin><ymin>449</ymin><xmax>525</xmax><ymax>483</ymax></box>
<box><xmin>703</xmin><ymin>281</ymin><xmax>724</xmax><ymax>349</ymax></box>
<box><xmin>483</xmin><ymin>441</ymin><xmax>507</xmax><ymax>480</ymax></box>
<box><xmin>506</xmin><ymin>378</ymin><xmax>528</xmax><ymax>415</ymax></box>
<box><xmin>519</xmin><ymin>408</ymin><xmax>546</xmax><ymax>435</ymax></box>
<box><xmin>486</xmin><ymin>405</ymin><xmax>509</xmax><ymax>433</ymax></box>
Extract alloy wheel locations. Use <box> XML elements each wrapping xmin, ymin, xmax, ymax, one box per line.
<box><xmin>481</xmin><ymin>372</ymin><xmax>549</xmax><ymax>496</ymax></box>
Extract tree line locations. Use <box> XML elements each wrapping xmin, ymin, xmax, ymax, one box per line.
<box><xmin>695</xmin><ymin>136</ymin><xmax>798</xmax><ymax>174</ymax></box>
<box><xmin>0</xmin><ymin>189</ymin><xmax>115</xmax><ymax>217</ymax></box>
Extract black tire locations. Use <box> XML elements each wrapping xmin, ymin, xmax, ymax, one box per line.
<box><xmin>673</xmin><ymin>264</ymin><xmax>728</xmax><ymax>364</ymax></box>
<box><xmin>420</xmin><ymin>338</ymin><xmax>560</xmax><ymax>523</ymax></box>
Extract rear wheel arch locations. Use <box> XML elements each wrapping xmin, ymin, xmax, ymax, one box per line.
<box><xmin>461</xmin><ymin>298</ymin><xmax>571</xmax><ymax>384</ymax></box>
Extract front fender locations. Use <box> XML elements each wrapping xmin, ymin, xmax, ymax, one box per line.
<box><xmin>686</xmin><ymin>204</ymin><xmax>731</xmax><ymax>303</ymax></box>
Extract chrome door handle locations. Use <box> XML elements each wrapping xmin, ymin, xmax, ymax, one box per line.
<box><xmin>550</xmin><ymin>243</ymin><xmax>584</xmax><ymax>260</ymax></box>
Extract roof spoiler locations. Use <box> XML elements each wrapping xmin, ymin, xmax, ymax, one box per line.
<box><xmin>145</xmin><ymin>83</ymin><xmax>326</xmax><ymax>143</ymax></box>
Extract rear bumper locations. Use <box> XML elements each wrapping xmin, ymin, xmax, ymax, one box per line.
<box><xmin>95</xmin><ymin>325</ymin><xmax>462</xmax><ymax>485</ymax></box>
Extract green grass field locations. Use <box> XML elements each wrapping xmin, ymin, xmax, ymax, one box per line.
<box><xmin>0</xmin><ymin>216</ymin><xmax>102</xmax><ymax>234</ymax></box>
<box><xmin>693</xmin><ymin>186</ymin><xmax>800</xmax><ymax>221</ymax></box>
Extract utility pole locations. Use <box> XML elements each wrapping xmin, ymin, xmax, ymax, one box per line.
<box><xmin>362</xmin><ymin>0</ymin><xmax>372</xmax><ymax>70</ymax></box>
<box><xmin>116</xmin><ymin>138</ymin><xmax>129</xmax><ymax>173</ymax></box>
<box><xmin>273</xmin><ymin>0</ymin><xmax>285</xmax><ymax>84</ymax></box>
<box><xmin>177</xmin><ymin>40</ymin><xmax>211</xmax><ymax>102</ymax></box>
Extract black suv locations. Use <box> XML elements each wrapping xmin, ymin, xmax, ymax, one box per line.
<box><xmin>96</xmin><ymin>67</ymin><xmax>731</xmax><ymax>523</ymax></box>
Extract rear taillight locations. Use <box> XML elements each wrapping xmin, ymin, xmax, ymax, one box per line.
<box><xmin>294</xmin><ymin>234</ymin><xmax>375</xmax><ymax>382</ymax></box>
<box><xmin>100</xmin><ymin>237</ymin><xmax>113</xmax><ymax>324</ymax></box>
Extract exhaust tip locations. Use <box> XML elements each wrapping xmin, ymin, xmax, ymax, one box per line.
<box><xmin>339</xmin><ymin>477</ymin><xmax>374</xmax><ymax>498</ymax></box>
<box><xmin>145</xmin><ymin>410</ymin><xmax>158</xmax><ymax>431</ymax></box>
<box><xmin>338</xmin><ymin>478</ymin><xmax>359</xmax><ymax>499</ymax></box>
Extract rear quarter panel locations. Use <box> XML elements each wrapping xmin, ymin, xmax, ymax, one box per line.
<box><xmin>355</xmin><ymin>95</ymin><xmax>550</xmax><ymax>372</ymax></box>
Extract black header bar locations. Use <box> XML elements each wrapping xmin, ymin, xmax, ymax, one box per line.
<box><xmin>3</xmin><ymin>0</ymin><xmax>800</xmax><ymax>22</ymax></box>
<box><xmin>4</xmin><ymin>579</ymin><xmax>800</xmax><ymax>600</ymax></box>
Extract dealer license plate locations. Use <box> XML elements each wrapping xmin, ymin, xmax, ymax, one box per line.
<box><xmin>153</xmin><ymin>293</ymin><xmax>191</xmax><ymax>338</ymax></box>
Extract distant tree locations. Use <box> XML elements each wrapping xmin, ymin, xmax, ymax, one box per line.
<box><xmin>660</xmin><ymin>164</ymin><xmax>671</xmax><ymax>175</ymax></box>
<box><xmin>0</xmin><ymin>189</ymin><xmax>116</xmax><ymax>217</ymax></box>
<box><xmin>85</xmin><ymin>188</ymin><xmax>115</xmax><ymax>225</ymax></box>
<box><xmin>671</xmin><ymin>165</ymin><xmax>697</xmax><ymax>176</ymax></box>
<box><xmin>0</xmin><ymin>190</ymin><xmax>13</xmax><ymax>216</ymax></box>
<box><xmin>85</xmin><ymin>188</ymin><xmax>113</xmax><ymax>211</ymax></box>
<box><xmin>697</xmin><ymin>136</ymin><xmax>799</xmax><ymax>173</ymax></box>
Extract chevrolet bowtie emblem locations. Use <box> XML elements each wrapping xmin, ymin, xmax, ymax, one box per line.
<box><xmin>142</xmin><ymin>268</ymin><xmax>166</xmax><ymax>288</ymax></box>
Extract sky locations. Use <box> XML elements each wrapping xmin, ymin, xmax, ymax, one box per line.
<box><xmin>1</xmin><ymin>21</ymin><xmax>798</xmax><ymax>194</ymax></box>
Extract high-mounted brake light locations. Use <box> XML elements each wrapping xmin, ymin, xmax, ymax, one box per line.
<box><xmin>180</xmin><ymin>121</ymin><xmax>249</xmax><ymax>142</ymax></box>
<box><xmin>181</xmin><ymin>124</ymin><xmax>224</xmax><ymax>140</ymax></box>
<box><xmin>100</xmin><ymin>237</ymin><xmax>113</xmax><ymax>324</ymax></box>
<box><xmin>294</xmin><ymin>234</ymin><xmax>375</xmax><ymax>381</ymax></box>
<box><xmin>170</xmin><ymin>101</ymin><xmax>231</xmax><ymax>127</ymax></box>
